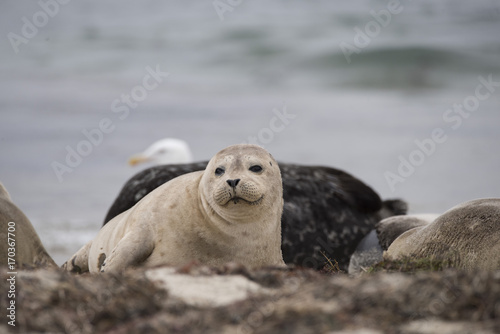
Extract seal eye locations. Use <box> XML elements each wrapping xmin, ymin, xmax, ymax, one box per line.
<box><xmin>215</xmin><ymin>167</ymin><xmax>225</xmax><ymax>176</ymax></box>
<box><xmin>249</xmin><ymin>165</ymin><xmax>263</xmax><ymax>173</ymax></box>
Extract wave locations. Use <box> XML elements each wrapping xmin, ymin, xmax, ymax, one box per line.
<box><xmin>303</xmin><ymin>46</ymin><xmax>500</xmax><ymax>89</ymax></box>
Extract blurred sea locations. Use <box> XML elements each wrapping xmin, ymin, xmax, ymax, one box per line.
<box><xmin>1</xmin><ymin>0</ymin><xmax>499</xmax><ymax>265</ymax></box>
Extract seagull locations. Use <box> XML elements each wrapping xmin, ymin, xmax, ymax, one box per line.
<box><xmin>128</xmin><ymin>138</ymin><xmax>193</xmax><ymax>166</ymax></box>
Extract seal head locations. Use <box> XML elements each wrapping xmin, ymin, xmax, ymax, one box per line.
<box><xmin>201</xmin><ymin>145</ymin><xmax>283</xmax><ymax>224</ymax></box>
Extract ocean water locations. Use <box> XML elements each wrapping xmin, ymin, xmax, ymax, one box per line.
<box><xmin>1</xmin><ymin>0</ymin><xmax>499</xmax><ymax>265</ymax></box>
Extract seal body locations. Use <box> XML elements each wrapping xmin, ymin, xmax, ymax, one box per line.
<box><xmin>382</xmin><ymin>199</ymin><xmax>500</xmax><ymax>270</ymax></box>
<box><xmin>348</xmin><ymin>214</ymin><xmax>438</xmax><ymax>275</ymax></box>
<box><xmin>376</xmin><ymin>214</ymin><xmax>439</xmax><ymax>251</ymax></box>
<box><xmin>65</xmin><ymin>144</ymin><xmax>285</xmax><ymax>273</ymax></box>
<box><xmin>0</xmin><ymin>183</ymin><xmax>57</xmax><ymax>268</ymax></box>
<box><xmin>102</xmin><ymin>162</ymin><xmax>406</xmax><ymax>270</ymax></box>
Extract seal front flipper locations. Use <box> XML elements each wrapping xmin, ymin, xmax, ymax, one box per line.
<box><xmin>94</xmin><ymin>231</ymin><xmax>155</xmax><ymax>273</ymax></box>
<box><xmin>62</xmin><ymin>241</ymin><xmax>92</xmax><ymax>274</ymax></box>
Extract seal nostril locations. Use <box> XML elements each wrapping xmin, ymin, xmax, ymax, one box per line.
<box><xmin>226</xmin><ymin>179</ymin><xmax>240</xmax><ymax>188</ymax></box>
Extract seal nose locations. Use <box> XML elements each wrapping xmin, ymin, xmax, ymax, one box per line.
<box><xmin>226</xmin><ymin>179</ymin><xmax>240</xmax><ymax>188</ymax></box>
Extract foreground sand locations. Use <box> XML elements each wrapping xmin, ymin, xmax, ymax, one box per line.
<box><xmin>1</xmin><ymin>263</ymin><xmax>499</xmax><ymax>333</ymax></box>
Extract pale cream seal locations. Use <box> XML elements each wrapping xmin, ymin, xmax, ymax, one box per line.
<box><xmin>64</xmin><ymin>144</ymin><xmax>285</xmax><ymax>273</ymax></box>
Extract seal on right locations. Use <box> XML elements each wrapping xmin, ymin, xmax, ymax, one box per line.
<box><xmin>378</xmin><ymin>198</ymin><xmax>500</xmax><ymax>270</ymax></box>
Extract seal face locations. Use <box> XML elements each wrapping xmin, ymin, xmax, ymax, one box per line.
<box><xmin>201</xmin><ymin>145</ymin><xmax>281</xmax><ymax>224</ymax></box>
<box><xmin>64</xmin><ymin>144</ymin><xmax>285</xmax><ymax>273</ymax></box>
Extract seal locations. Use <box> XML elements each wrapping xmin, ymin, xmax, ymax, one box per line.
<box><xmin>0</xmin><ymin>182</ymin><xmax>57</xmax><ymax>268</ymax></box>
<box><xmin>376</xmin><ymin>214</ymin><xmax>439</xmax><ymax>250</ymax></box>
<box><xmin>64</xmin><ymin>144</ymin><xmax>285</xmax><ymax>273</ymax></box>
<box><xmin>380</xmin><ymin>199</ymin><xmax>500</xmax><ymax>270</ymax></box>
<box><xmin>102</xmin><ymin>161</ymin><xmax>407</xmax><ymax>271</ymax></box>
<box><xmin>348</xmin><ymin>214</ymin><xmax>438</xmax><ymax>275</ymax></box>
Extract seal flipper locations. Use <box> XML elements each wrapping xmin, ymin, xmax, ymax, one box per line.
<box><xmin>98</xmin><ymin>231</ymin><xmax>155</xmax><ymax>273</ymax></box>
<box><xmin>62</xmin><ymin>241</ymin><xmax>92</xmax><ymax>274</ymax></box>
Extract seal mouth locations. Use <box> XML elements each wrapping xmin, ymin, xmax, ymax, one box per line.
<box><xmin>228</xmin><ymin>196</ymin><xmax>264</xmax><ymax>206</ymax></box>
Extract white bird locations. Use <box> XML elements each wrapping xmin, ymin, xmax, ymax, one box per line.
<box><xmin>128</xmin><ymin>138</ymin><xmax>193</xmax><ymax>166</ymax></box>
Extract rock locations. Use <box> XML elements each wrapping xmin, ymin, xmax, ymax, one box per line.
<box><xmin>1</xmin><ymin>264</ymin><xmax>499</xmax><ymax>333</ymax></box>
<box><xmin>400</xmin><ymin>320</ymin><xmax>497</xmax><ymax>334</ymax></box>
<box><xmin>145</xmin><ymin>267</ymin><xmax>271</xmax><ymax>307</ymax></box>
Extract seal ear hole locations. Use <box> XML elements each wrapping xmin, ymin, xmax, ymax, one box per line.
<box><xmin>215</xmin><ymin>167</ymin><xmax>225</xmax><ymax>176</ymax></box>
<box><xmin>249</xmin><ymin>165</ymin><xmax>263</xmax><ymax>173</ymax></box>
